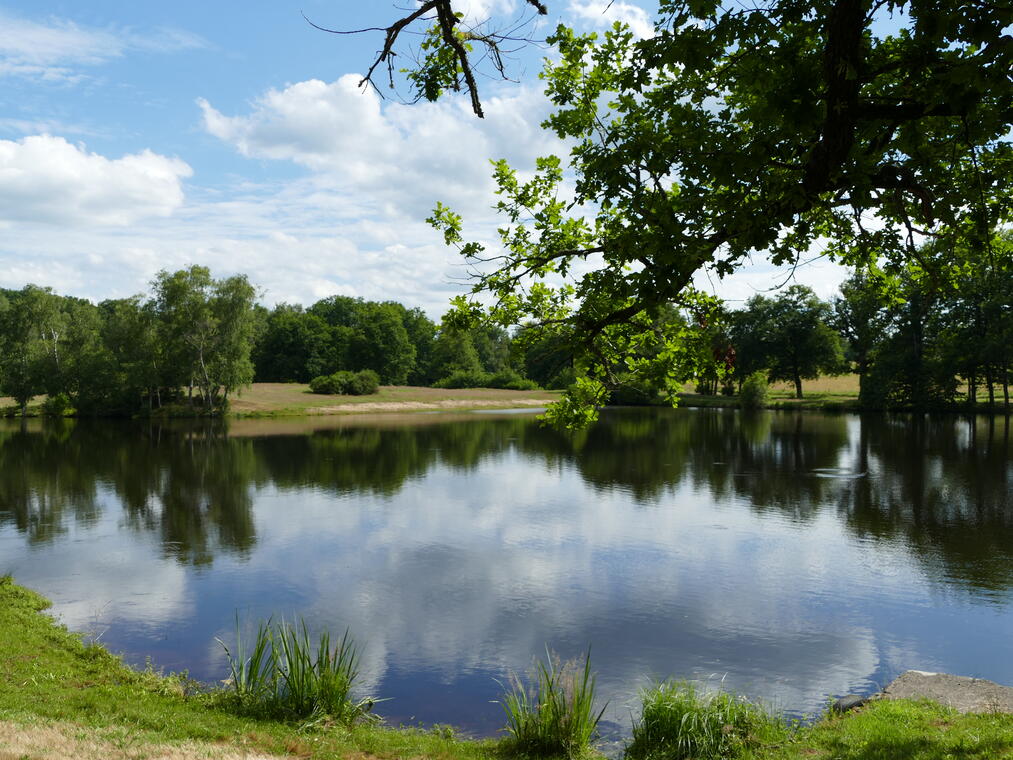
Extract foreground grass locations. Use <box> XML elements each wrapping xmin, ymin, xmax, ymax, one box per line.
<box><xmin>753</xmin><ymin>700</ymin><xmax>1013</xmax><ymax>759</ymax></box>
<box><xmin>2</xmin><ymin>577</ymin><xmax>1011</xmax><ymax>759</ymax></box>
<box><xmin>0</xmin><ymin>577</ymin><xmax>498</xmax><ymax>760</ymax></box>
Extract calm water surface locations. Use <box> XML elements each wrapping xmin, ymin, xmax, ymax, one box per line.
<box><xmin>1</xmin><ymin>408</ymin><xmax>1011</xmax><ymax>735</ymax></box>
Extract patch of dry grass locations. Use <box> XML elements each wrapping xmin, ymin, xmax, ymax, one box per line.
<box><xmin>768</xmin><ymin>374</ymin><xmax>860</xmax><ymax>396</ymax></box>
<box><xmin>0</xmin><ymin>719</ymin><xmax>282</xmax><ymax>760</ymax></box>
<box><xmin>230</xmin><ymin>384</ymin><xmax>561</xmax><ymax>416</ymax></box>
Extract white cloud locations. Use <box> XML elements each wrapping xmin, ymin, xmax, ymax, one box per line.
<box><xmin>0</xmin><ymin>135</ymin><xmax>192</xmax><ymax>226</ymax></box>
<box><xmin>0</xmin><ymin>10</ymin><xmax>207</xmax><ymax>81</ymax></box>
<box><xmin>453</xmin><ymin>0</ymin><xmax>519</xmax><ymax>22</ymax></box>
<box><xmin>568</xmin><ymin>0</ymin><xmax>654</xmax><ymax>38</ymax></box>
<box><xmin>199</xmin><ymin>75</ymin><xmax>561</xmax><ymax>222</ymax></box>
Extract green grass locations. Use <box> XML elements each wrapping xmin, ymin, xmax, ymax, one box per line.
<box><xmin>0</xmin><ymin>575</ymin><xmax>498</xmax><ymax>759</ymax></box>
<box><xmin>1</xmin><ymin>576</ymin><xmax>1011</xmax><ymax>759</ymax></box>
<box><xmin>754</xmin><ymin>699</ymin><xmax>1013</xmax><ymax>759</ymax></box>
<box><xmin>627</xmin><ymin>680</ymin><xmax>787</xmax><ymax>760</ymax></box>
<box><xmin>218</xmin><ymin>616</ymin><xmax>377</xmax><ymax>723</ymax></box>
<box><xmin>500</xmin><ymin>650</ymin><xmax>605</xmax><ymax>758</ymax></box>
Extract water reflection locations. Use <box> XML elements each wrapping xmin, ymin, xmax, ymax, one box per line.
<box><xmin>0</xmin><ymin>409</ymin><xmax>1010</xmax><ymax>732</ymax></box>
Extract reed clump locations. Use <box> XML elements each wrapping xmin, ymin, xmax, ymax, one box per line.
<box><xmin>500</xmin><ymin>649</ymin><xmax>605</xmax><ymax>758</ymax></box>
<box><xmin>217</xmin><ymin>617</ymin><xmax>378</xmax><ymax>723</ymax></box>
<box><xmin>626</xmin><ymin>680</ymin><xmax>787</xmax><ymax>760</ymax></box>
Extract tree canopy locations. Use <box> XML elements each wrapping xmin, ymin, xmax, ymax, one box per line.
<box><xmin>364</xmin><ymin>0</ymin><xmax>1013</xmax><ymax>423</ymax></box>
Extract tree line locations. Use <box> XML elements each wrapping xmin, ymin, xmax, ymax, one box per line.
<box><xmin>684</xmin><ymin>236</ymin><xmax>1013</xmax><ymax>411</ymax></box>
<box><xmin>0</xmin><ymin>267</ymin><xmax>257</xmax><ymax>417</ymax></box>
<box><xmin>0</xmin><ymin>266</ymin><xmax>542</xmax><ymax>417</ymax></box>
<box><xmin>4</xmin><ymin>242</ymin><xmax>1011</xmax><ymax>416</ymax></box>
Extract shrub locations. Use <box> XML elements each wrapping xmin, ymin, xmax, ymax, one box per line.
<box><xmin>501</xmin><ymin>649</ymin><xmax>605</xmax><ymax>758</ymax></box>
<box><xmin>627</xmin><ymin>681</ymin><xmax>786</xmax><ymax>760</ymax></box>
<box><xmin>503</xmin><ymin>377</ymin><xmax>540</xmax><ymax>391</ymax></box>
<box><xmin>488</xmin><ymin>369</ymin><xmax>540</xmax><ymax>390</ymax></box>
<box><xmin>739</xmin><ymin>371</ymin><xmax>769</xmax><ymax>410</ymax></box>
<box><xmin>435</xmin><ymin>368</ymin><xmax>541</xmax><ymax>390</ymax></box>
<box><xmin>309</xmin><ymin>375</ymin><xmax>340</xmax><ymax>394</ymax></box>
<box><xmin>349</xmin><ymin>369</ymin><xmax>380</xmax><ymax>396</ymax></box>
<box><xmin>433</xmin><ymin>369</ymin><xmax>492</xmax><ymax>389</ymax></box>
<box><xmin>217</xmin><ymin>617</ymin><xmax>379</xmax><ymax>723</ymax></box>
<box><xmin>41</xmin><ymin>393</ymin><xmax>74</xmax><ymax>417</ymax></box>
<box><xmin>331</xmin><ymin>371</ymin><xmax>356</xmax><ymax>394</ymax></box>
<box><xmin>310</xmin><ymin>370</ymin><xmax>380</xmax><ymax>396</ymax></box>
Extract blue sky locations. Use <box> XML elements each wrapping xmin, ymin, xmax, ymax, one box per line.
<box><xmin>0</xmin><ymin>1</ymin><xmax>847</xmax><ymax>317</ymax></box>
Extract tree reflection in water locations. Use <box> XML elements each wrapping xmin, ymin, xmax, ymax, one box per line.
<box><xmin>0</xmin><ymin>410</ymin><xmax>1009</xmax><ymax>590</ymax></box>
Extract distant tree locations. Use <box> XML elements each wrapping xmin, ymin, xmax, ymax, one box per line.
<box><xmin>398</xmin><ymin>306</ymin><xmax>438</xmax><ymax>385</ymax></box>
<box><xmin>253</xmin><ymin>304</ymin><xmax>331</xmax><ymax>383</ymax></box>
<box><xmin>735</xmin><ymin>286</ymin><xmax>845</xmax><ymax>399</ymax></box>
<box><xmin>99</xmin><ymin>297</ymin><xmax>164</xmax><ymax>410</ymax></box>
<box><xmin>518</xmin><ymin>325</ymin><xmax>575</xmax><ymax>390</ymax></box>
<box><xmin>832</xmin><ymin>270</ymin><xmax>896</xmax><ymax>404</ymax></box>
<box><xmin>0</xmin><ymin>286</ymin><xmax>63</xmax><ymax>416</ymax></box>
<box><xmin>863</xmin><ymin>270</ymin><xmax>955</xmax><ymax>409</ymax></box>
<box><xmin>58</xmin><ymin>299</ymin><xmax>113</xmax><ymax>413</ymax></box>
<box><xmin>152</xmin><ymin>267</ymin><xmax>257</xmax><ymax>410</ymax></box>
<box><xmin>429</xmin><ymin>325</ymin><xmax>483</xmax><ymax>382</ymax></box>
<box><xmin>208</xmin><ymin>275</ymin><xmax>258</xmax><ymax>404</ymax></box>
<box><xmin>349</xmin><ymin>302</ymin><xmax>416</xmax><ymax>385</ymax></box>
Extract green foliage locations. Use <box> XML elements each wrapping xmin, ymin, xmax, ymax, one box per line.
<box><xmin>151</xmin><ymin>266</ymin><xmax>258</xmax><ymax>412</ymax></box>
<box><xmin>41</xmin><ymin>393</ymin><xmax>74</xmax><ymax>417</ymax></box>
<box><xmin>730</xmin><ymin>286</ymin><xmax>845</xmax><ymax>399</ymax></box>
<box><xmin>433</xmin><ymin>368</ymin><xmax>539</xmax><ymax>390</ymax></box>
<box><xmin>500</xmin><ymin>649</ymin><xmax>605</xmax><ymax>758</ymax></box>
<box><xmin>418</xmin><ymin>0</ymin><xmax>1013</xmax><ymax>424</ymax></box>
<box><xmin>739</xmin><ymin>372</ymin><xmax>769</xmax><ymax>411</ymax></box>
<box><xmin>252</xmin><ymin>304</ymin><xmax>331</xmax><ymax>383</ymax></box>
<box><xmin>0</xmin><ymin>285</ymin><xmax>62</xmax><ymax>415</ymax></box>
<box><xmin>627</xmin><ymin>681</ymin><xmax>786</xmax><ymax>760</ymax></box>
<box><xmin>309</xmin><ymin>369</ymin><xmax>381</xmax><ymax>396</ymax></box>
<box><xmin>217</xmin><ymin>616</ymin><xmax>378</xmax><ymax>723</ymax></box>
<box><xmin>432</xmin><ymin>369</ymin><xmax>491</xmax><ymax>389</ymax></box>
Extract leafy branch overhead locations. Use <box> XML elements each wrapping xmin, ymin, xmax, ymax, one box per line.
<box><xmin>373</xmin><ymin>1</ymin><xmax>1013</xmax><ymax>423</ymax></box>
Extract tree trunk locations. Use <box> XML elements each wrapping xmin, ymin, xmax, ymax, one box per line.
<box><xmin>987</xmin><ymin>365</ymin><xmax>995</xmax><ymax>407</ymax></box>
<box><xmin>969</xmin><ymin>370</ymin><xmax>977</xmax><ymax>404</ymax></box>
<box><xmin>19</xmin><ymin>399</ymin><xmax>27</xmax><ymax>418</ymax></box>
<box><xmin>794</xmin><ymin>373</ymin><xmax>803</xmax><ymax>399</ymax></box>
<box><xmin>1004</xmin><ymin>368</ymin><xmax>1010</xmax><ymax>413</ymax></box>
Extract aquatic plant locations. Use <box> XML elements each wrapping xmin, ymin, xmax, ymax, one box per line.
<box><xmin>626</xmin><ymin>680</ymin><xmax>786</xmax><ymax>760</ymax></box>
<box><xmin>217</xmin><ymin>616</ymin><xmax>377</xmax><ymax>723</ymax></box>
<box><xmin>500</xmin><ymin>648</ymin><xmax>605</xmax><ymax>758</ymax></box>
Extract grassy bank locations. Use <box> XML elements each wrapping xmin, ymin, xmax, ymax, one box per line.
<box><xmin>2</xmin><ymin>578</ymin><xmax>1012</xmax><ymax>759</ymax></box>
<box><xmin>0</xmin><ymin>577</ymin><xmax>497</xmax><ymax>760</ymax></box>
<box><xmin>229</xmin><ymin>384</ymin><xmax>561</xmax><ymax>417</ymax></box>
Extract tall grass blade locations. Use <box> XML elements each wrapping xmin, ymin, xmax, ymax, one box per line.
<box><xmin>216</xmin><ymin>615</ymin><xmax>378</xmax><ymax>723</ymax></box>
<box><xmin>626</xmin><ymin>680</ymin><xmax>787</xmax><ymax>760</ymax></box>
<box><xmin>500</xmin><ymin>647</ymin><xmax>605</xmax><ymax>758</ymax></box>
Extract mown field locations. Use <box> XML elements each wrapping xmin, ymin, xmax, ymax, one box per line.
<box><xmin>229</xmin><ymin>383</ymin><xmax>562</xmax><ymax>416</ymax></box>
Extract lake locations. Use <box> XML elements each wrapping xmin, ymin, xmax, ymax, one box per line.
<box><xmin>1</xmin><ymin>408</ymin><xmax>1011</xmax><ymax>736</ymax></box>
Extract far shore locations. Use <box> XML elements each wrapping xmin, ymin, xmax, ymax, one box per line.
<box><xmin>5</xmin><ymin>375</ymin><xmax>1011</xmax><ymax>419</ymax></box>
<box><xmin>228</xmin><ymin>383</ymin><xmax>563</xmax><ymax>417</ymax></box>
